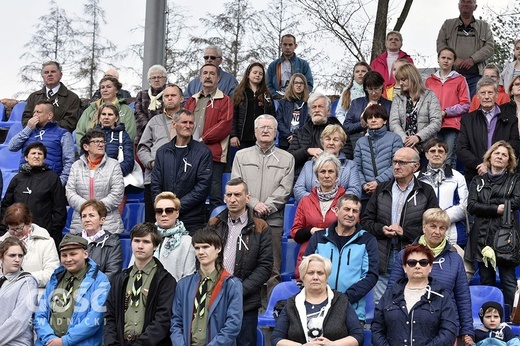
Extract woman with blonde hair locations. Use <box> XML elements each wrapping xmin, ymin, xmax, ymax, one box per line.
<box><xmin>389</xmin><ymin>63</ymin><xmax>442</xmax><ymax>151</ymax></box>
<box><xmin>466</xmin><ymin>140</ymin><xmax>520</xmax><ymax>309</ymax></box>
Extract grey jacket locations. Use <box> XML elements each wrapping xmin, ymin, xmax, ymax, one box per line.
<box><xmin>436</xmin><ymin>17</ymin><xmax>494</xmax><ymax>76</ymax></box>
<box><xmin>232</xmin><ymin>144</ymin><xmax>294</xmax><ymax>227</ymax></box>
<box><xmin>389</xmin><ymin>89</ymin><xmax>442</xmax><ymax>145</ymax></box>
<box><xmin>66</xmin><ymin>154</ymin><xmax>124</xmax><ymax>234</ymax></box>
<box><xmin>0</xmin><ymin>271</ymin><xmax>38</xmax><ymax>346</ymax></box>
<box><xmin>137</xmin><ymin>113</ymin><xmax>173</xmax><ymax>185</ymax></box>
<box><xmin>87</xmin><ymin>232</ymin><xmax>122</xmax><ymax>282</ymax></box>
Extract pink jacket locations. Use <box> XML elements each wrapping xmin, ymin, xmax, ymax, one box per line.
<box><xmin>425</xmin><ymin>72</ymin><xmax>470</xmax><ymax>130</ymax></box>
<box><xmin>370</xmin><ymin>50</ymin><xmax>413</xmax><ymax>87</ymax></box>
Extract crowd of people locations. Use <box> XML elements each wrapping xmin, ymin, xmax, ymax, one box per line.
<box><xmin>1</xmin><ymin>0</ymin><xmax>520</xmax><ymax>344</ymax></box>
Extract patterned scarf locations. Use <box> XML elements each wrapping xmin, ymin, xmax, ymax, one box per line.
<box><xmin>424</xmin><ymin>164</ymin><xmax>445</xmax><ymax>188</ymax></box>
<box><xmin>156</xmin><ymin>220</ymin><xmax>188</xmax><ymax>257</ymax></box>
<box><xmin>317</xmin><ymin>184</ymin><xmax>339</xmax><ymax>202</ymax></box>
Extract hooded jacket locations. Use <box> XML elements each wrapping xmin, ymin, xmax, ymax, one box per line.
<box><xmin>388</xmin><ymin>238</ymin><xmax>473</xmax><ymax>337</ymax></box>
<box><xmin>1</xmin><ymin>164</ymin><xmax>67</xmax><ymax>240</ymax></box>
<box><xmin>425</xmin><ymin>71</ymin><xmax>471</xmax><ymax>131</ymax></box>
<box><xmin>371</xmin><ymin>277</ymin><xmax>458</xmax><ymax>346</ymax></box>
<box><xmin>34</xmin><ymin>259</ymin><xmax>110</xmax><ymax>346</ymax></box>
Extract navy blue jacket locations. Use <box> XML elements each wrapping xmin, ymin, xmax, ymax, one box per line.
<box><xmin>304</xmin><ymin>221</ymin><xmax>379</xmax><ymax>321</ymax></box>
<box><xmin>151</xmin><ymin>138</ymin><xmax>212</xmax><ymax>229</ymax></box>
<box><xmin>388</xmin><ymin>239</ymin><xmax>473</xmax><ymax>337</ymax></box>
<box><xmin>275</xmin><ymin>98</ymin><xmax>309</xmax><ymax>149</ymax></box>
<box><xmin>98</xmin><ymin>124</ymin><xmax>134</xmax><ymax>176</ymax></box>
<box><xmin>371</xmin><ymin>277</ymin><xmax>458</xmax><ymax>346</ymax></box>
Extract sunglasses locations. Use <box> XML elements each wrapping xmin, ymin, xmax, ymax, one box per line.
<box><xmin>155</xmin><ymin>207</ymin><xmax>178</xmax><ymax>215</ymax></box>
<box><xmin>203</xmin><ymin>55</ymin><xmax>221</xmax><ymax>60</ymax></box>
<box><xmin>406</xmin><ymin>259</ymin><xmax>430</xmax><ymax>267</ymax></box>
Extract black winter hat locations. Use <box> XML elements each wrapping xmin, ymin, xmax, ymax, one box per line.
<box><xmin>478</xmin><ymin>301</ymin><xmax>504</xmax><ymax>324</ymax></box>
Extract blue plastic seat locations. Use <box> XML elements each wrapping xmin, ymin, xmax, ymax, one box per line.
<box><xmin>0</xmin><ymin>147</ymin><xmax>21</xmax><ymax>171</ymax></box>
<box><xmin>281</xmin><ymin>239</ymin><xmax>300</xmax><ymax>282</ymax></box>
<box><xmin>0</xmin><ymin>122</ymin><xmax>23</xmax><ymax>147</ymax></box>
<box><xmin>210</xmin><ymin>204</ymin><xmax>227</xmax><ymax>218</ymax></box>
<box><xmin>283</xmin><ymin>203</ymin><xmax>297</xmax><ymax>239</ymax></box>
<box><xmin>469</xmin><ymin>285</ymin><xmax>504</xmax><ymax>328</ymax></box>
<box><xmin>0</xmin><ymin>102</ymin><xmax>25</xmax><ymax>129</ymax></box>
<box><xmin>1</xmin><ymin>170</ymin><xmax>16</xmax><ymax>199</ymax></box>
<box><xmin>122</xmin><ymin>203</ymin><xmax>145</xmax><ymax>236</ymax></box>
<box><xmin>330</xmin><ymin>99</ymin><xmax>339</xmax><ymax>117</ymax></box>
<box><xmin>258</xmin><ymin>281</ymin><xmax>300</xmax><ymax>328</ymax></box>
<box><xmin>365</xmin><ymin>289</ymin><xmax>375</xmax><ymax>324</ymax></box>
<box><xmin>363</xmin><ymin>329</ymin><xmax>372</xmax><ymax>346</ymax></box>
<box><xmin>221</xmin><ymin>172</ymin><xmax>231</xmax><ymax>197</ymax></box>
<box><xmin>62</xmin><ymin>207</ymin><xmax>74</xmax><ymax>234</ymax></box>
<box><xmin>0</xmin><ymin>103</ymin><xmax>5</xmax><ymax>121</ymax></box>
<box><xmin>121</xmin><ymin>238</ymin><xmax>132</xmax><ymax>269</ymax></box>
<box><xmin>126</xmin><ymin>190</ymin><xmax>145</xmax><ymax>203</ymax></box>
<box><xmin>128</xmin><ymin>102</ymin><xmax>135</xmax><ymax>112</ymax></box>
<box><xmin>256</xmin><ymin>327</ymin><xmax>264</xmax><ymax>346</ymax></box>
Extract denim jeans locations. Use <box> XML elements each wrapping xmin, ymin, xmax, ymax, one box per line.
<box><xmin>438</xmin><ymin>128</ymin><xmax>459</xmax><ymax>167</ymax></box>
<box><xmin>237</xmin><ymin>309</ymin><xmax>258</xmax><ymax>346</ymax></box>
<box><xmin>373</xmin><ymin>249</ymin><xmax>399</xmax><ymax>304</ymax></box>
<box><xmin>463</xmin><ymin>73</ymin><xmax>481</xmax><ymax>99</ymax></box>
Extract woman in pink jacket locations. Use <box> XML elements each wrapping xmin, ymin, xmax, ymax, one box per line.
<box><xmin>425</xmin><ymin>47</ymin><xmax>470</xmax><ymax>166</ymax></box>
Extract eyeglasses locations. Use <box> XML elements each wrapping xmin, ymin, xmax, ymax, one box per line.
<box><xmin>155</xmin><ymin>207</ymin><xmax>178</xmax><ymax>215</ymax></box>
<box><xmin>203</xmin><ymin>55</ymin><xmax>221</xmax><ymax>60</ymax></box>
<box><xmin>89</xmin><ymin>140</ymin><xmax>106</xmax><ymax>146</ymax></box>
<box><xmin>428</xmin><ymin>149</ymin><xmax>446</xmax><ymax>154</ymax></box>
<box><xmin>149</xmin><ymin>76</ymin><xmax>166</xmax><ymax>80</ymax></box>
<box><xmin>406</xmin><ymin>259</ymin><xmax>430</xmax><ymax>267</ymax></box>
<box><xmin>8</xmin><ymin>225</ymin><xmax>25</xmax><ymax>233</ymax></box>
<box><xmin>392</xmin><ymin>160</ymin><xmax>418</xmax><ymax>166</ymax></box>
<box><xmin>256</xmin><ymin>125</ymin><xmax>275</xmax><ymax>131</ymax></box>
<box><xmin>365</xmin><ymin>87</ymin><xmax>383</xmax><ymax>93</ymax></box>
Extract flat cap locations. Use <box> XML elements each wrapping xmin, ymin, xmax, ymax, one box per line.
<box><xmin>59</xmin><ymin>234</ymin><xmax>88</xmax><ymax>252</ymax></box>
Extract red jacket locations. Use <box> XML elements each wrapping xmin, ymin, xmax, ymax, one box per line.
<box><xmin>469</xmin><ymin>85</ymin><xmax>510</xmax><ymax>112</ymax></box>
<box><xmin>370</xmin><ymin>50</ymin><xmax>414</xmax><ymax>87</ymax></box>
<box><xmin>425</xmin><ymin>72</ymin><xmax>470</xmax><ymax>130</ymax></box>
<box><xmin>185</xmin><ymin>88</ymin><xmax>233</xmax><ymax>163</ymax></box>
<box><xmin>290</xmin><ymin>186</ymin><xmax>346</xmax><ymax>279</ymax></box>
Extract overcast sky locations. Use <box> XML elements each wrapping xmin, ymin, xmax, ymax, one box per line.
<box><xmin>0</xmin><ymin>0</ymin><xmax>514</xmax><ymax>99</ymax></box>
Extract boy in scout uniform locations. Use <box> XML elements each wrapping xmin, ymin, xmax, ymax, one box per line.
<box><xmin>104</xmin><ymin>222</ymin><xmax>177</xmax><ymax>345</ymax></box>
<box><xmin>34</xmin><ymin>234</ymin><xmax>110</xmax><ymax>346</ymax></box>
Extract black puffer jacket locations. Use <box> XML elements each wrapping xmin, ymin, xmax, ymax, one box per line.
<box><xmin>209</xmin><ymin>207</ymin><xmax>273</xmax><ymax>312</ymax></box>
<box><xmin>466</xmin><ymin>172</ymin><xmax>520</xmax><ymax>262</ymax></box>
<box><xmin>1</xmin><ymin>164</ymin><xmax>67</xmax><ymax>241</ymax></box>
<box><xmin>361</xmin><ymin>177</ymin><xmax>439</xmax><ymax>274</ymax></box>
